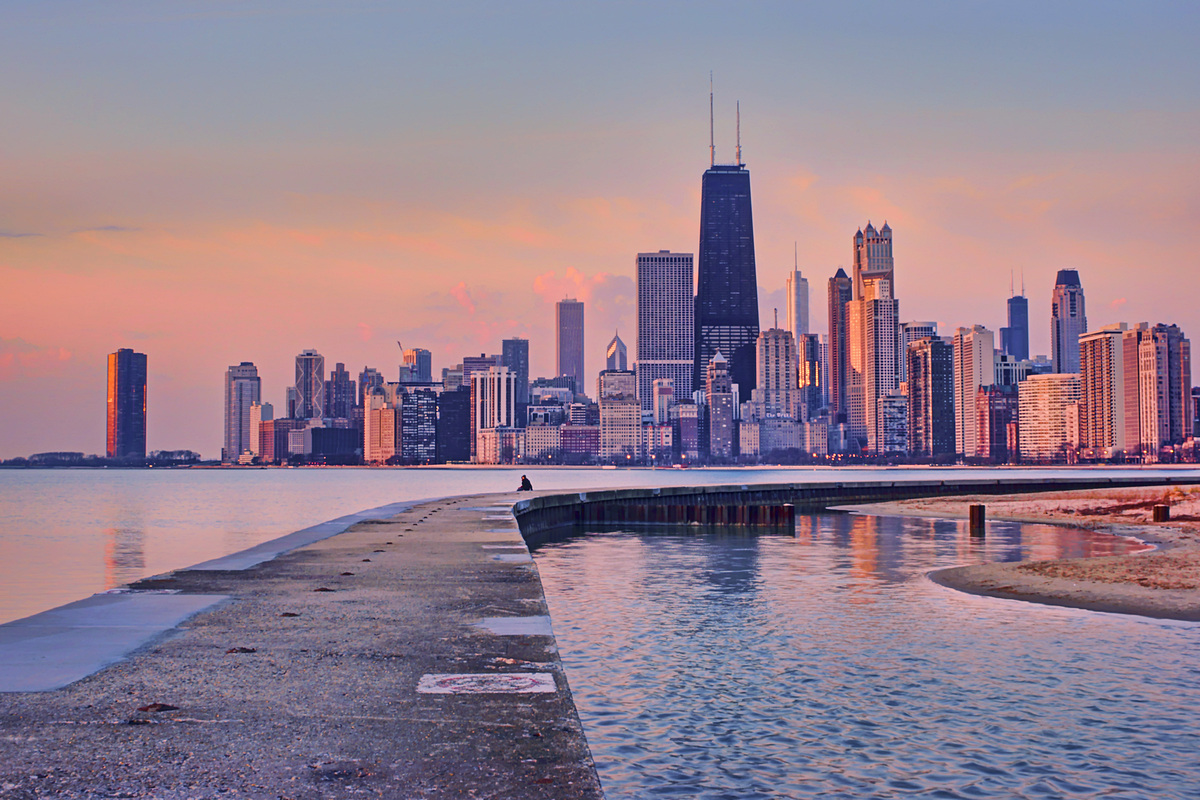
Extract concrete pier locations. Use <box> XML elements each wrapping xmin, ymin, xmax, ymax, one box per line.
<box><xmin>0</xmin><ymin>493</ymin><xmax>602</xmax><ymax>799</ymax></box>
<box><xmin>3</xmin><ymin>472</ymin><xmax>1199</xmax><ymax>797</ymax></box>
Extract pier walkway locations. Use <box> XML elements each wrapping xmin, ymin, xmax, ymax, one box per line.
<box><xmin>0</xmin><ymin>493</ymin><xmax>601</xmax><ymax>799</ymax></box>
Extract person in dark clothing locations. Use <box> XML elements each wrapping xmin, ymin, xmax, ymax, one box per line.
<box><xmin>518</xmin><ymin>475</ymin><xmax>533</xmax><ymax>492</ymax></box>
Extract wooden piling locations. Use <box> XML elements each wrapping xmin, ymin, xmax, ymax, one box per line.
<box><xmin>969</xmin><ymin>504</ymin><xmax>986</xmax><ymax>535</ymax></box>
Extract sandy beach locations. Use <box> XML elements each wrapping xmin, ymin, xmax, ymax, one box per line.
<box><xmin>849</xmin><ymin>485</ymin><xmax>1200</xmax><ymax>621</ymax></box>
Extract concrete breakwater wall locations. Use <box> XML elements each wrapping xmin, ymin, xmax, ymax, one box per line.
<box><xmin>512</xmin><ymin>474</ymin><xmax>1200</xmax><ymax>539</ymax></box>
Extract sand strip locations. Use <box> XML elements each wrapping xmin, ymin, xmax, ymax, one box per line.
<box><xmin>847</xmin><ymin>485</ymin><xmax>1200</xmax><ymax>621</ymax></box>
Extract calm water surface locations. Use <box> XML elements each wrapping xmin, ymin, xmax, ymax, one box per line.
<box><xmin>535</xmin><ymin>516</ymin><xmax>1200</xmax><ymax>799</ymax></box>
<box><xmin>0</xmin><ymin>465</ymin><xmax>1194</xmax><ymax>625</ymax></box>
<box><xmin>0</xmin><ymin>464</ymin><xmax>1103</xmax><ymax>624</ymax></box>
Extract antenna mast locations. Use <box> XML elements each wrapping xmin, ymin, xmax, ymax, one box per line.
<box><xmin>709</xmin><ymin>72</ymin><xmax>715</xmax><ymax>167</ymax></box>
<box><xmin>736</xmin><ymin>101</ymin><xmax>742</xmax><ymax>166</ymax></box>
<box><xmin>794</xmin><ymin>241</ymin><xmax>798</xmax><ymax>270</ymax></box>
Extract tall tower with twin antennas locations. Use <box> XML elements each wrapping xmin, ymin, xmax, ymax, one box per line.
<box><xmin>694</xmin><ymin>77</ymin><xmax>760</xmax><ymax>396</ymax></box>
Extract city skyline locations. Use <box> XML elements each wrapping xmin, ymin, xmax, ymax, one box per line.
<box><xmin>2</xmin><ymin>3</ymin><xmax>1199</xmax><ymax>458</ymax></box>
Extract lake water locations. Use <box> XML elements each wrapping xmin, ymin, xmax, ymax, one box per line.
<box><xmin>0</xmin><ymin>464</ymin><xmax>1194</xmax><ymax>625</ymax></box>
<box><xmin>533</xmin><ymin>517</ymin><xmax>1200</xmax><ymax>799</ymax></box>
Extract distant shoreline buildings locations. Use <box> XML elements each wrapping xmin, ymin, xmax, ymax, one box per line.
<box><xmin>11</xmin><ymin>92</ymin><xmax>1197</xmax><ymax>470</ymax></box>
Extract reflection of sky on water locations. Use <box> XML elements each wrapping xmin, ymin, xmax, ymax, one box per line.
<box><xmin>536</xmin><ymin>516</ymin><xmax>1189</xmax><ymax>799</ymax></box>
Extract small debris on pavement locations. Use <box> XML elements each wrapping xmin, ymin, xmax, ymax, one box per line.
<box><xmin>137</xmin><ymin>703</ymin><xmax>179</xmax><ymax>713</ymax></box>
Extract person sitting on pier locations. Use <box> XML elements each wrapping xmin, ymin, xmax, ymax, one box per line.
<box><xmin>518</xmin><ymin>475</ymin><xmax>533</xmax><ymax>492</ymax></box>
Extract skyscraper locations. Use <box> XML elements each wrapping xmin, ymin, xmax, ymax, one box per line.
<box><xmin>852</xmin><ymin>222</ymin><xmax>894</xmax><ymax>300</ymax></box>
<box><xmin>358</xmin><ymin>367</ymin><xmax>383</xmax><ymax>407</ymax></box>
<box><xmin>953</xmin><ymin>325</ymin><xmax>995</xmax><ymax>458</ymax></box>
<box><xmin>694</xmin><ymin>138</ymin><xmax>759</xmax><ymax>395</ymax></box>
<box><xmin>598</xmin><ymin>369</ymin><xmax>639</xmax><ymax>461</ymax></box>
<box><xmin>606</xmin><ymin>331</ymin><xmax>628</xmax><ymax>372</ymax></box>
<box><xmin>401</xmin><ymin>348</ymin><xmax>433</xmax><ymax>383</ymax></box>
<box><xmin>1137</xmin><ymin>324</ymin><xmax>1192</xmax><ymax>460</ymax></box>
<box><xmin>907</xmin><ymin>337</ymin><xmax>955</xmax><ymax>457</ymax></box>
<box><xmin>1018</xmin><ymin>374</ymin><xmax>1081</xmax><ymax>462</ymax></box>
<box><xmin>847</xmin><ymin>276</ymin><xmax>899</xmax><ymax>453</ymax></box>
<box><xmin>786</xmin><ymin>265</ymin><xmax>809</xmax><ymax>339</ymax></box>
<box><xmin>797</xmin><ymin>333</ymin><xmax>822</xmax><ymax>422</ymax></box>
<box><xmin>900</xmin><ymin>321</ymin><xmax>937</xmax><ymax>383</ymax></box>
<box><xmin>324</xmin><ymin>362</ymin><xmax>355</xmax><ymax>419</ymax></box>
<box><xmin>556</xmin><ymin>298</ymin><xmax>585</xmax><ymax>392</ymax></box>
<box><xmin>223</xmin><ymin>361</ymin><xmax>261</xmax><ymax>462</ymax></box>
<box><xmin>106</xmin><ymin>348</ymin><xmax>147</xmax><ymax>459</ymax></box>
<box><xmin>1079</xmin><ymin>324</ymin><xmax>1129</xmax><ymax>459</ymax></box>
<box><xmin>705</xmin><ymin>353</ymin><xmax>734</xmax><ymax>460</ymax></box>
<box><xmin>636</xmin><ymin>250</ymin><xmax>694</xmax><ymax>413</ymax></box>
<box><xmin>501</xmin><ymin>338</ymin><xmax>530</xmax><ymax>405</ymax></box>
<box><xmin>294</xmin><ymin>349</ymin><xmax>325</xmax><ymax>420</ymax></box>
<box><xmin>470</xmin><ymin>366</ymin><xmax>517</xmax><ymax>462</ymax></box>
<box><xmin>751</xmin><ymin>325</ymin><xmax>800</xmax><ymax>419</ymax></box>
<box><xmin>827</xmin><ymin>268</ymin><xmax>853</xmax><ymax>418</ymax></box>
<box><xmin>1001</xmin><ymin>294</ymin><xmax>1030</xmax><ymax>361</ymax></box>
<box><xmin>1051</xmin><ymin>270</ymin><xmax>1087</xmax><ymax>373</ymax></box>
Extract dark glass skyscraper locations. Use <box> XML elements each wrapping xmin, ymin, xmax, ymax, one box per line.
<box><xmin>827</xmin><ymin>268</ymin><xmax>853</xmax><ymax>418</ymax></box>
<box><xmin>694</xmin><ymin>163</ymin><xmax>759</xmax><ymax>393</ymax></box>
<box><xmin>556</xmin><ymin>299</ymin><xmax>585</xmax><ymax>393</ymax></box>
<box><xmin>501</xmin><ymin>337</ymin><xmax>530</xmax><ymax>405</ymax></box>
<box><xmin>107</xmin><ymin>348</ymin><xmax>147</xmax><ymax>459</ymax></box>
<box><xmin>1051</xmin><ymin>269</ymin><xmax>1087</xmax><ymax>373</ymax></box>
<box><xmin>1001</xmin><ymin>295</ymin><xmax>1030</xmax><ymax>361</ymax></box>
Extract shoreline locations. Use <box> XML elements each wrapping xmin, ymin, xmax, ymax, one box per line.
<box><xmin>846</xmin><ymin>487</ymin><xmax>1200</xmax><ymax>621</ymax></box>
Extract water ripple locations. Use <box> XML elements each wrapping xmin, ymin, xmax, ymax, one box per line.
<box><xmin>536</xmin><ymin>516</ymin><xmax>1200</xmax><ymax>799</ymax></box>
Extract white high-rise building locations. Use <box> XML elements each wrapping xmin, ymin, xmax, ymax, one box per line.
<box><xmin>636</xmin><ymin>250</ymin><xmax>694</xmax><ymax>413</ymax></box>
<box><xmin>953</xmin><ymin>325</ymin><xmax>995</xmax><ymax>459</ymax></box>
<box><xmin>786</xmin><ymin>267</ymin><xmax>809</xmax><ymax>339</ymax></box>
<box><xmin>751</xmin><ymin>326</ymin><xmax>800</xmax><ymax>419</ymax></box>
<box><xmin>1079</xmin><ymin>323</ymin><xmax>1129</xmax><ymax>459</ymax></box>
<box><xmin>364</xmin><ymin>391</ymin><xmax>397</xmax><ymax>464</ymax></box>
<box><xmin>223</xmin><ymin>362</ymin><xmax>261</xmax><ymax>462</ymax></box>
<box><xmin>1019</xmin><ymin>373</ymin><xmax>1081</xmax><ymax>462</ymax></box>
<box><xmin>599</xmin><ymin>370</ymin><xmax>640</xmax><ymax>461</ymax></box>
<box><xmin>248</xmin><ymin>401</ymin><xmax>273</xmax><ymax>457</ymax></box>
<box><xmin>470</xmin><ymin>366</ymin><xmax>517</xmax><ymax>462</ymax></box>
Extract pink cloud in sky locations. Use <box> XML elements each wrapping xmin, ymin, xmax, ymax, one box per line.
<box><xmin>450</xmin><ymin>282</ymin><xmax>477</xmax><ymax>315</ymax></box>
<box><xmin>0</xmin><ymin>339</ymin><xmax>72</xmax><ymax>380</ymax></box>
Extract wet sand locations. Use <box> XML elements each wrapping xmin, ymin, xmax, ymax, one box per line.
<box><xmin>848</xmin><ymin>485</ymin><xmax>1200</xmax><ymax>621</ymax></box>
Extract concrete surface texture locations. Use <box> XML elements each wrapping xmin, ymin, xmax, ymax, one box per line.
<box><xmin>0</xmin><ymin>493</ymin><xmax>603</xmax><ymax>799</ymax></box>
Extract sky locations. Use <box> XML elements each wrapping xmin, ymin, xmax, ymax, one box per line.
<box><xmin>2</xmin><ymin>1</ymin><xmax>1199</xmax><ymax>459</ymax></box>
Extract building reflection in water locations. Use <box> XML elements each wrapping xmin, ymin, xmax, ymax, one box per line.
<box><xmin>700</xmin><ymin>531</ymin><xmax>762</xmax><ymax>597</ymax></box>
<box><xmin>104</xmin><ymin>526</ymin><xmax>145</xmax><ymax>589</ymax></box>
